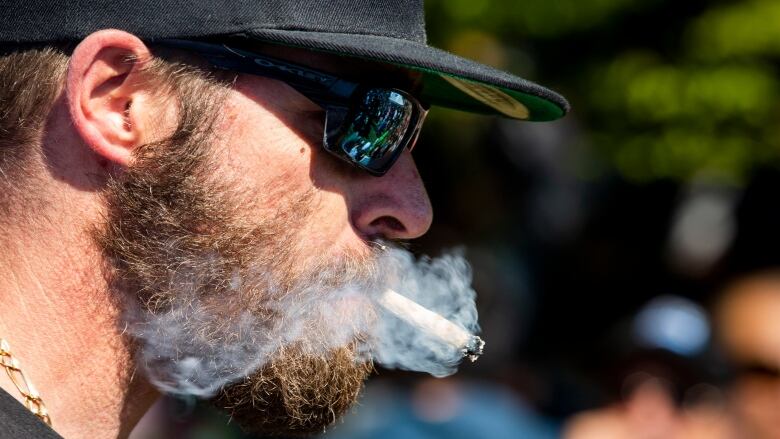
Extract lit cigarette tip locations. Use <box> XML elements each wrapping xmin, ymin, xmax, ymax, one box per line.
<box><xmin>465</xmin><ymin>335</ymin><xmax>485</xmax><ymax>362</ymax></box>
<box><xmin>377</xmin><ymin>288</ymin><xmax>485</xmax><ymax>362</ymax></box>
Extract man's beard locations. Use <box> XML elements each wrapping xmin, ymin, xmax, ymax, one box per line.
<box><xmin>97</xmin><ymin>128</ymin><xmax>376</xmax><ymax>436</ymax></box>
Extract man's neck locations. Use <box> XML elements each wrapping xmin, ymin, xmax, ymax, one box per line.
<box><xmin>0</xmin><ymin>212</ymin><xmax>158</xmax><ymax>439</ymax></box>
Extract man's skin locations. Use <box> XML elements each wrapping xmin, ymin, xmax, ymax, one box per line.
<box><xmin>0</xmin><ymin>29</ymin><xmax>433</xmax><ymax>439</ymax></box>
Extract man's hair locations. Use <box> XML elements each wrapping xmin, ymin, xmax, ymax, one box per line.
<box><xmin>0</xmin><ymin>47</ymin><xmax>69</xmax><ymax>178</ymax></box>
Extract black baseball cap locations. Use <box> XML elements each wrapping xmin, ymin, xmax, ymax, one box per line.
<box><xmin>1</xmin><ymin>0</ymin><xmax>569</xmax><ymax>121</ymax></box>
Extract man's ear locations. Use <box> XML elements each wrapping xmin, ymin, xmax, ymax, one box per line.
<box><xmin>66</xmin><ymin>29</ymin><xmax>156</xmax><ymax>167</ymax></box>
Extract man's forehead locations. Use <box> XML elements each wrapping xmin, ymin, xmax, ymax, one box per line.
<box><xmin>243</xmin><ymin>42</ymin><xmax>423</xmax><ymax>92</ymax></box>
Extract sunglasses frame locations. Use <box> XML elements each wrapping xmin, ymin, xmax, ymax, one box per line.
<box><xmin>153</xmin><ymin>39</ymin><xmax>428</xmax><ymax>176</ymax></box>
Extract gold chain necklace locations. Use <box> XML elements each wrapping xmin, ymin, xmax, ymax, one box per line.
<box><xmin>0</xmin><ymin>338</ymin><xmax>51</xmax><ymax>426</ymax></box>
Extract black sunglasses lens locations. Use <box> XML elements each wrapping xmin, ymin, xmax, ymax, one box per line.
<box><xmin>333</xmin><ymin>89</ymin><xmax>415</xmax><ymax>173</ymax></box>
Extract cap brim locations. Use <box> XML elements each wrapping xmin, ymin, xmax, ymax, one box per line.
<box><xmin>230</xmin><ymin>29</ymin><xmax>569</xmax><ymax>122</ymax></box>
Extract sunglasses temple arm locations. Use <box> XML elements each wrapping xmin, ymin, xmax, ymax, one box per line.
<box><xmin>407</xmin><ymin>108</ymin><xmax>428</xmax><ymax>152</ymax></box>
<box><xmin>154</xmin><ymin>39</ymin><xmax>359</xmax><ymax>99</ymax></box>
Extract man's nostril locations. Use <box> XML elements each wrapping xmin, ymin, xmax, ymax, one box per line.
<box><xmin>370</xmin><ymin>216</ymin><xmax>405</xmax><ymax>233</ymax></box>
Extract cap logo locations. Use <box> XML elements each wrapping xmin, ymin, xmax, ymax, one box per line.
<box><xmin>442</xmin><ymin>76</ymin><xmax>529</xmax><ymax>119</ymax></box>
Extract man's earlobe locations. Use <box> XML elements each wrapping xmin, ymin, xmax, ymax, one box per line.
<box><xmin>66</xmin><ymin>29</ymin><xmax>154</xmax><ymax>167</ymax></box>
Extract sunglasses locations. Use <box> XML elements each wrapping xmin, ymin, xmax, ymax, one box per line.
<box><xmin>154</xmin><ymin>39</ymin><xmax>429</xmax><ymax>176</ymax></box>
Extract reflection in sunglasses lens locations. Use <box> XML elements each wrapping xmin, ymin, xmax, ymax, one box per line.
<box><xmin>338</xmin><ymin>89</ymin><xmax>413</xmax><ymax>171</ymax></box>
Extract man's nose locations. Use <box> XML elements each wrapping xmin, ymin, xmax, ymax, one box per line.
<box><xmin>350</xmin><ymin>150</ymin><xmax>433</xmax><ymax>240</ymax></box>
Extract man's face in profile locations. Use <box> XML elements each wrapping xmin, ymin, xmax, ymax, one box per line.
<box><xmin>97</xmin><ymin>50</ymin><xmax>433</xmax><ymax>436</ymax></box>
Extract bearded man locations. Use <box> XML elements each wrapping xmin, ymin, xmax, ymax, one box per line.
<box><xmin>0</xmin><ymin>0</ymin><xmax>568</xmax><ymax>438</ymax></box>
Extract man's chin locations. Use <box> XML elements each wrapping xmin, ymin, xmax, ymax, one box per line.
<box><xmin>210</xmin><ymin>345</ymin><xmax>373</xmax><ymax>437</ymax></box>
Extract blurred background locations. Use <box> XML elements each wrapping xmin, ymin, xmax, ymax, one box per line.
<box><xmin>130</xmin><ymin>0</ymin><xmax>780</xmax><ymax>437</ymax></box>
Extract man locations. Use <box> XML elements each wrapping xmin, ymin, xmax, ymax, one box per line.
<box><xmin>0</xmin><ymin>0</ymin><xmax>568</xmax><ymax>438</ymax></box>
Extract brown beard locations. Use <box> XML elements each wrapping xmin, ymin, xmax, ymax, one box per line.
<box><xmin>97</xmin><ymin>94</ymin><xmax>373</xmax><ymax>436</ymax></box>
<box><xmin>214</xmin><ymin>345</ymin><xmax>373</xmax><ymax>436</ymax></box>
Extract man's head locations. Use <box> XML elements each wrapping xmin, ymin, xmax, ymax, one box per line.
<box><xmin>72</xmin><ymin>30</ymin><xmax>437</xmax><ymax>435</ymax></box>
<box><xmin>0</xmin><ymin>28</ymin><xmax>436</xmax><ymax>435</ymax></box>
<box><xmin>0</xmin><ymin>1</ymin><xmax>567</xmax><ymax>436</ymax></box>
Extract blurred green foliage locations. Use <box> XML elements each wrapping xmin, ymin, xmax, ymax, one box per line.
<box><xmin>425</xmin><ymin>0</ymin><xmax>780</xmax><ymax>183</ymax></box>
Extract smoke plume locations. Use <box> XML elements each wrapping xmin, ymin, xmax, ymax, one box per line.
<box><xmin>128</xmin><ymin>245</ymin><xmax>480</xmax><ymax>397</ymax></box>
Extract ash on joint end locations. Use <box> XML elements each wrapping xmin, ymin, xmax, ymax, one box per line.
<box><xmin>464</xmin><ymin>336</ymin><xmax>485</xmax><ymax>362</ymax></box>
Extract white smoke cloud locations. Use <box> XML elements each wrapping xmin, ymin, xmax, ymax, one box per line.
<box><xmin>128</xmin><ymin>246</ymin><xmax>481</xmax><ymax>397</ymax></box>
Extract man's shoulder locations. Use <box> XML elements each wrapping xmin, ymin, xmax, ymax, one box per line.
<box><xmin>0</xmin><ymin>387</ymin><xmax>61</xmax><ymax>439</ymax></box>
